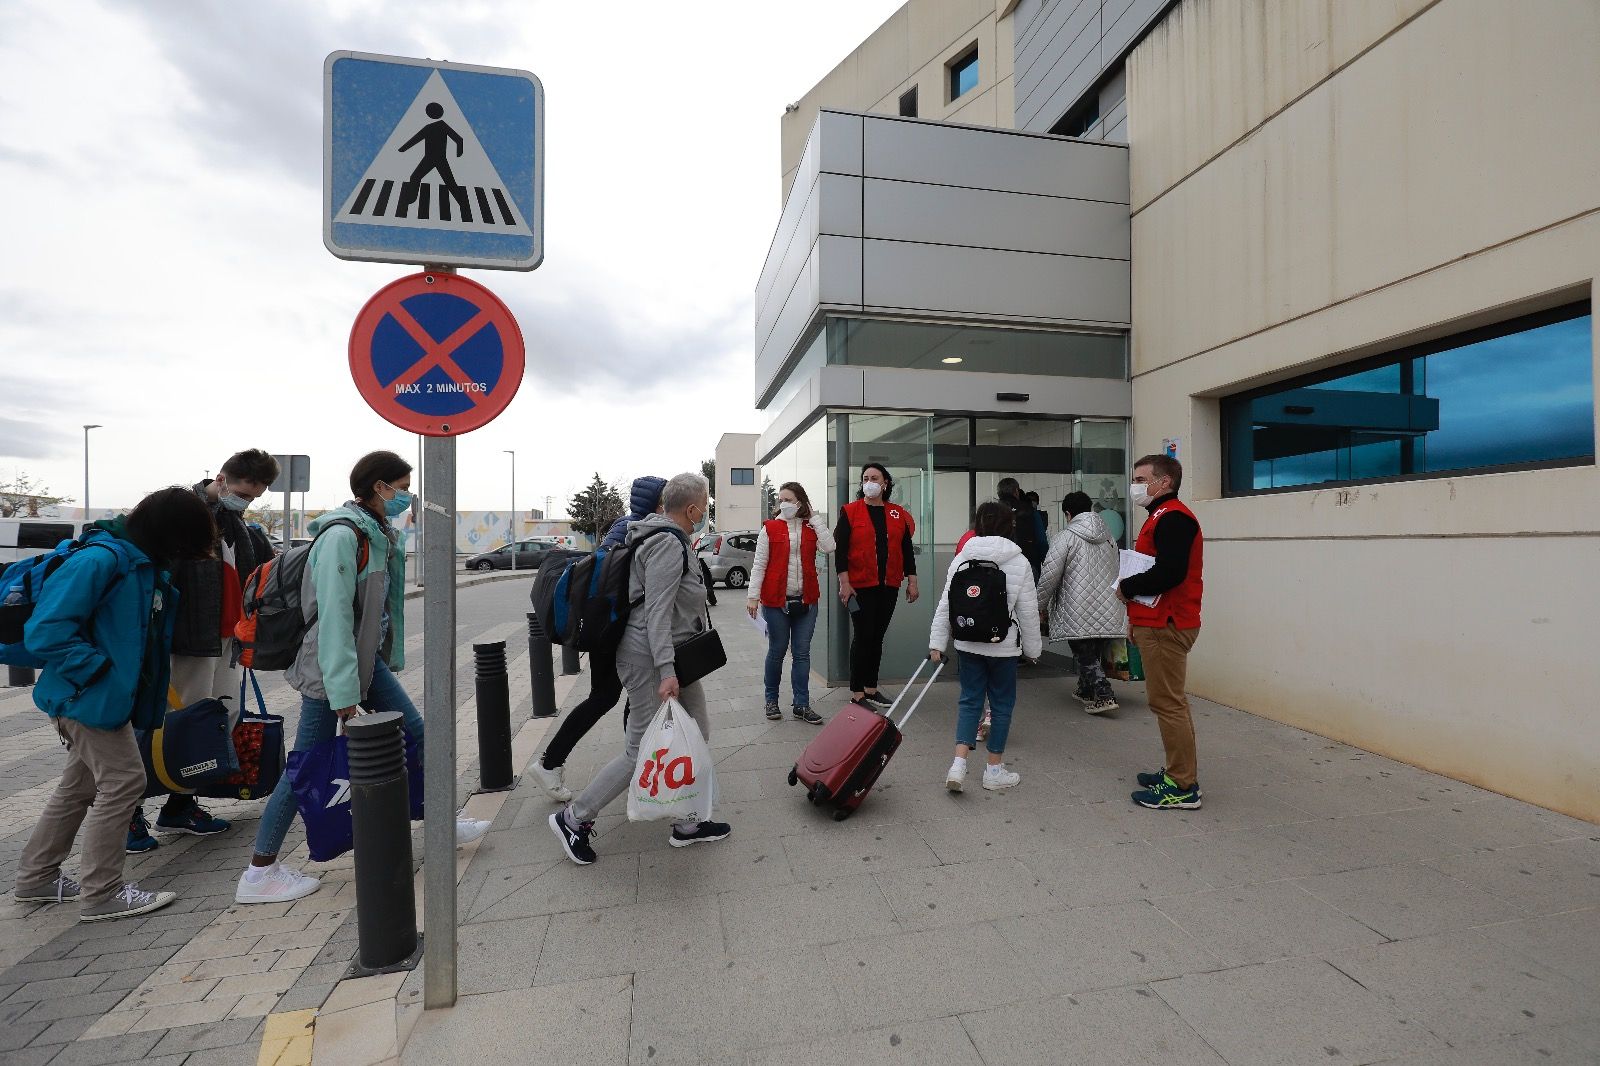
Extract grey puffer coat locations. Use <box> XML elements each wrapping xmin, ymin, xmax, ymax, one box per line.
<box><xmin>1036</xmin><ymin>511</ymin><xmax>1125</xmax><ymax>641</ymax></box>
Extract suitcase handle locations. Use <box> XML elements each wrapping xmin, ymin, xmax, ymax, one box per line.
<box><xmin>886</xmin><ymin>657</ymin><xmax>945</xmax><ymax>730</ymax></box>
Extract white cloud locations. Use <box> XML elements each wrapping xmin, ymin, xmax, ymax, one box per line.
<box><xmin>1</xmin><ymin>0</ymin><xmax>902</xmax><ymax>514</ymax></box>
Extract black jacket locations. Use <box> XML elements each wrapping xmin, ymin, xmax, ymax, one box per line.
<box><xmin>170</xmin><ymin>481</ymin><xmax>276</xmax><ymax>657</ymax></box>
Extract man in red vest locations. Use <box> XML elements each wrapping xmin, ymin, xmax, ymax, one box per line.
<box><xmin>1117</xmin><ymin>454</ymin><xmax>1204</xmax><ymax>810</ymax></box>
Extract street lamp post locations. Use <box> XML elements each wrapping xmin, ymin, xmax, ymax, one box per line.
<box><xmin>82</xmin><ymin>425</ymin><xmax>101</xmax><ymax>519</ymax></box>
<box><xmin>503</xmin><ymin>450</ymin><xmax>516</xmax><ymax>569</ymax></box>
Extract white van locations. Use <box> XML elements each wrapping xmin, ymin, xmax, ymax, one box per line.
<box><xmin>0</xmin><ymin>518</ymin><xmax>89</xmax><ymax>565</ymax></box>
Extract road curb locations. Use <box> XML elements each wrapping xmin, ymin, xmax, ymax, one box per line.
<box><xmin>403</xmin><ymin>569</ymin><xmax>536</xmax><ymax>601</ymax></box>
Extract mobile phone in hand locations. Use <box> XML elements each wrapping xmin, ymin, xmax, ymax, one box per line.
<box><xmin>847</xmin><ymin>595</ymin><xmax>861</xmax><ymax>614</ymax></box>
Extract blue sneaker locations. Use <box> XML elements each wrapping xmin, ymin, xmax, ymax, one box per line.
<box><xmin>126</xmin><ymin>808</ymin><xmax>159</xmax><ymax>854</ymax></box>
<box><xmin>155</xmin><ymin>800</ymin><xmax>231</xmax><ymax>837</ymax></box>
<box><xmin>1131</xmin><ymin>774</ymin><xmax>1202</xmax><ymax>810</ymax></box>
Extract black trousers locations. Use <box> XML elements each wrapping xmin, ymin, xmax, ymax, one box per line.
<box><xmin>540</xmin><ymin>644</ymin><xmax>622</xmax><ymax>769</ymax></box>
<box><xmin>849</xmin><ymin>585</ymin><xmax>900</xmax><ymax>693</ymax></box>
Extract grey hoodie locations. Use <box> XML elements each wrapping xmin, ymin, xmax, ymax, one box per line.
<box><xmin>1036</xmin><ymin>510</ymin><xmax>1126</xmax><ymax>641</ymax></box>
<box><xmin>620</xmin><ymin>514</ymin><xmax>707</xmax><ymax>682</ymax></box>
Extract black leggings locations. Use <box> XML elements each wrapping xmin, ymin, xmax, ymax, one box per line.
<box><xmin>849</xmin><ymin>585</ymin><xmax>900</xmax><ymax>693</ymax></box>
<box><xmin>540</xmin><ymin>645</ymin><xmax>622</xmax><ymax>769</ymax></box>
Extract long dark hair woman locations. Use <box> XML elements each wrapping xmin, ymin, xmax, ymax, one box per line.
<box><xmin>832</xmin><ymin>463</ymin><xmax>919</xmax><ymax>706</ymax></box>
<box><xmin>746</xmin><ymin>481</ymin><xmax>835</xmax><ymax>723</ymax></box>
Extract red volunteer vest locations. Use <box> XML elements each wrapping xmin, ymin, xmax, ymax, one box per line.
<box><xmin>1127</xmin><ymin>497</ymin><xmax>1204</xmax><ymax>630</ymax></box>
<box><xmin>759</xmin><ymin>519</ymin><xmax>821</xmax><ymax>608</ymax></box>
<box><xmin>843</xmin><ymin>499</ymin><xmax>915</xmax><ymax>589</ymax></box>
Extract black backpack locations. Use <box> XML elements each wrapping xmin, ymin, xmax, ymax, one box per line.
<box><xmin>947</xmin><ymin>559</ymin><xmax>1013</xmax><ymax>644</ymax></box>
<box><xmin>529</xmin><ymin>527</ymin><xmax>689</xmax><ymax>651</ymax></box>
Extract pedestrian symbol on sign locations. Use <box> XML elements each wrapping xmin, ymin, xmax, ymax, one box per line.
<box><xmin>335</xmin><ymin>71</ymin><xmax>531</xmax><ymax>236</ymax></box>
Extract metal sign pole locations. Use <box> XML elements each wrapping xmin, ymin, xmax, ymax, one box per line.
<box><xmin>422</xmin><ymin>431</ymin><xmax>457</xmax><ymax>1009</ymax></box>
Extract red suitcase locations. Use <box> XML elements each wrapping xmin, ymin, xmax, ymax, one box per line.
<box><xmin>787</xmin><ymin>659</ymin><xmax>944</xmax><ymax>821</ymax></box>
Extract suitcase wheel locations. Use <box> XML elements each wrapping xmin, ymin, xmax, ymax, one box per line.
<box><xmin>787</xmin><ymin>766</ymin><xmax>799</xmax><ymax>787</ymax></box>
<box><xmin>831</xmin><ymin>809</ymin><xmax>850</xmax><ymax>822</ymax></box>
<box><xmin>812</xmin><ymin>783</ymin><xmax>831</xmax><ymax>803</ymax></box>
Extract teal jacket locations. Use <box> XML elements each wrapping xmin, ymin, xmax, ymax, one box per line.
<box><xmin>25</xmin><ymin>522</ymin><xmax>174</xmax><ymax>732</ymax></box>
<box><xmin>284</xmin><ymin>503</ymin><xmax>405</xmax><ymax>709</ymax></box>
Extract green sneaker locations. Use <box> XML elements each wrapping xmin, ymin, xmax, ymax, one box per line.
<box><xmin>1136</xmin><ymin>768</ymin><xmax>1202</xmax><ymax>797</ymax></box>
<box><xmin>1131</xmin><ymin>774</ymin><xmax>1202</xmax><ymax>810</ymax></box>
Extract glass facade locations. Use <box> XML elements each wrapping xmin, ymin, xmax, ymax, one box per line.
<box><xmin>834</xmin><ymin>319</ymin><xmax>1124</xmax><ymax>379</ymax></box>
<box><xmin>1223</xmin><ymin>305</ymin><xmax>1594</xmax><ymax>493</ymax></box>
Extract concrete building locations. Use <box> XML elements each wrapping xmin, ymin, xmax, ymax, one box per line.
<box><xmin>714</xmin><ymin>432</ymin><xmax>764</xmax><ymax>533</ymax></box>
<box><xmin>756</xmin><ymin>0</ymin><xmax>1598</xmax><ymax>821</ymax></box>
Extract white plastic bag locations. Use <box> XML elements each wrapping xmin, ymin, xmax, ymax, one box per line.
<box><xmin>627</xmin><ymin>698</ymin><xmax>715</xmax><ymax>823</ymax></box>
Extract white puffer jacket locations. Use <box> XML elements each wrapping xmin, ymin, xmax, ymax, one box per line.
<box><xmin>929</xmin><ymin>536</ymin><xmax>1043</xmax><ymax>659</ymax></box>
<box><xmin>1036</xmin><ymin>511</ymin><xmax>1125</xmax><ymax>641</ymax></box>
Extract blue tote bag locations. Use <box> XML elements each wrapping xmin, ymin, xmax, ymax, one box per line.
<box><xmin>286</xmin><ymin>728</ymin><xmax>424</xmax><ymax>862</ymax></box>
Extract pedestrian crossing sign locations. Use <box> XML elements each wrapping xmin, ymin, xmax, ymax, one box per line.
<box><xmin>324</xmin><ymin>52</ymin><xmax>544</xmax><ymax>271</ymax></box>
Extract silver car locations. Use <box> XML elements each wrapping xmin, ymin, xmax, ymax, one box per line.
<box><xmin>697</xmin><ymin>530</ymin><xmax>758</xmax><ymax>590</ymax></box>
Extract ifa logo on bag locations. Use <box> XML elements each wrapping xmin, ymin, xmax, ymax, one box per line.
<box><xmin>637</xmin><ymin>747</ymin><xmax>697</xmax><ymax>798</ymax></box>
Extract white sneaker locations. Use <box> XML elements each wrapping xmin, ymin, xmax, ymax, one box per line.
<box><xmin>455</xmin><ymin>817</ymin><xmax>491</xmax><ymax>847</ymax></box>
<box><xmin>945</xmin><ymin>758</ymin><xmax>967</xmax><ymax>793</ymax></box>
<box><xmin>236</xmin><ymin>862</ymin><xmax>321</xmax><ymax>905</ymax></box>
<box><xmin>529</xmin><ymin>758</ymin><xmax>572</xmax><ymax>802</ymax></box>
<box><xmin>982</xmin><ymin>764</ymin><xmax>1021</xmax><ymax>791</ymax></box>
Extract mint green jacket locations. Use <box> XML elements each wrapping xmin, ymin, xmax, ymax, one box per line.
<box><xmin>284</xmin><ymin>504</ymin><xmax>406</xmax><ymax>709</ymax></box>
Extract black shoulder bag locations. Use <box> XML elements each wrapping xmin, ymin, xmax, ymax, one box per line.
<box><xmin>672</xmin><ymin>537</ymin><xmax>726</xmax><ymax>687</ymax></box>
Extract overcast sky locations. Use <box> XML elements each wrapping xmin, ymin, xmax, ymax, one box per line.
<box><xmin>1</xmin><ymin>0</ymin><xmax>902</xmax><ymax>515</ymax></box>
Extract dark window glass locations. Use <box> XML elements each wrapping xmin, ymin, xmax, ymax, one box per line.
<box><xmin>18</xmin><ymin>523</ymin><xmax>73</xmax><ymax>549</ymax></box>
<box><xmin>731</xmin><ymin>468</ymin><xmax>755</xmax><ymax>486</ymax></box>
<box><xmin>899</xmin><ymin>87</ymin><xmax>918</xmax><ymax>117</ymax></box>
<box><xmin>1050</xmin><ymin>94</ymin><xmax>1100</xmax><ymax>138</ymax></box>
<box><xmin>1223</xmin><ymin>305</ymin><xmax>1594</xmax><ymax>493</ymax></box>
<box><xmin>836</xmin><ymin>318</ymin><xmax>1124</xmax><ymax>378</ymax></box>
<box><xmin>948</xmin><ymin>47</ymin><xmax>978</xmax><ymax>100</ymax></box>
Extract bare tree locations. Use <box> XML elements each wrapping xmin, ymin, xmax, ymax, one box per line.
<box><xmin>0</xmin><ymin>471</ymin><xmax>73</xmax><ymax>519</ymax></box>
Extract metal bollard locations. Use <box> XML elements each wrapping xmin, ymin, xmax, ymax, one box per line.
<box><xmin>560</xmin><ymin>640</ymin><xmax>581</xmax><ymax>676</ymax></box>
<box><xmin>473</xmin><ymin>641</ymin><xmax>515</xmax><ymax>792</ymax></box>
<box><xmin>6</xmin><ymin>666</ymin><xmax>35</xmax><ymax>687</ymax></box>
<box><xmin>526</xmin><ymin>611</ymin><xmax>557</xmax><ymax>719</ymax></box>
<box><xmin>345</xmin><ymin>712</ymin><xmax>421</xmax><ymax>976</ymax></box>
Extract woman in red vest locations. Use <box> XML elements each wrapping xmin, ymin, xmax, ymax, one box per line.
<box><xmin>833</xmin><ymin>463</ymin><xmax>919</xmax><ymax>706</ymax></box>
<box><xmin>746</xmin><ymin>483</ymin><xmax>834</xmax><ymax>724</ymax></box>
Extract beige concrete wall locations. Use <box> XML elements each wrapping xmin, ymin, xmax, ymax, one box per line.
<box><xmin>1126</xmin><ymin>0</ymin><xmax>1600</xmax><ymax>820</ymax></box>
<box><xmin>715</xmin><ymin>433</ymin><xmax>764</xmax><ymax>533</ymax></box>
<box><xmin>780</xmin><ymin>0</ymin><xmax>1016</xmax><ymax>201</ymax></box>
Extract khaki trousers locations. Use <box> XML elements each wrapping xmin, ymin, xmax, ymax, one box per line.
<box><xmin>1130</xmin><ymin>623</ymin><xmax>1201</xmax><ymax>788</ymax></box>
<box><xmin>16</xmin><ymin>719</ymin><xmax>145</xmax><ymax>907</ymax></box>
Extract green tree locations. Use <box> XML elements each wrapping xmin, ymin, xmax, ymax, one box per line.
<box><xmin>700</xmin><ymin>457</ymin><xmax>717</xmax><ymax>522</ymax></box>
<box><xmin>762</xmin><ymin>475</ymin><xmax>776</xmax><ymax>518</ymax></box>
<box><xmin>0</xmin><ymin>471</ymin><xmax>72</xmax><ymax>518</ymax></box>
<box><xmin>568</xmin><ymin>473</ymin><xmax>625</xmax><ymax>542</ymax></box>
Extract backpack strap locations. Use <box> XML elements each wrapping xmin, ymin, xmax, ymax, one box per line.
<box><xmin>312</xmin><ymin>518</ymin><xmax>371</xmax><ymax>572</ymax></box>
<box><xmin>625</xmin><ymin>526</ymin><xmax>692</xmax><ymax>608</ymax></box>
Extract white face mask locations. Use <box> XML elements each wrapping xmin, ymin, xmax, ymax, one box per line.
<box><xmin>861</xmin><ymin>481</ymin><xmax>883</xmax><ymax>499</ymax></box>
<box><xmin>1131</xmin><ymin>479</ymin><xmax>1158</xmax><ymax>507</ymax></box>
<box><xmin>777</xmin><ymin>501</ymin><xmax>799</xmax><ymax>520</ymax></box>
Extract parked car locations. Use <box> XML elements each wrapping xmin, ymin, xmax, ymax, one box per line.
<box><xmin>0</xmin><ymin>518</ymin><xmax>89</xmax><ymax>565</ymax></box>
<box><xmin>698</xmin><ymin>530</ymin><xmax>758</xmax><ymax>589</ymax></box>
<box><xmin>464</xmin><ymin>540</ymin><xmax>561</xmax><ymax>572</ymax></box>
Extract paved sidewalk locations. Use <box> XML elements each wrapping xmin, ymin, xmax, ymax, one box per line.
<box><xmin>353</xmin><ymin>600</ymin><xmax>1600</xmax><ymax>1066</ymax></box>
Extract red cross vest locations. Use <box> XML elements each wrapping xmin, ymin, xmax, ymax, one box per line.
<box><xmin>758</xmin><ymin>519</ymin><xmax>821</xmax><ymax>608</ymax></box>
<box><xmin>1127</xmin><ymin>497</ymin><xmax>1204</xmax><ymax>630</ymax></box>
<box><xmin>842</xmin><ymin>499</ymin><xmax>915</xmax><ymax>589</ymax></box>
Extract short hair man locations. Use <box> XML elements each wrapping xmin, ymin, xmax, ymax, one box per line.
<box><xmin>130</xmin><ymin>449</ymin><xmax>278</xmax><ymax>851</ymax></box>
<box><xmin>1117</xmin><ymin>454</ymin><xmax>1205</xmax><ymax>810</ymax></box>
<box><xmin>995</xmin><ymin>478</ymin><xmax>1046</xmax><ymax>581</ymax></box>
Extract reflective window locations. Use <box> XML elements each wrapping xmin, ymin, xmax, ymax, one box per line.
<box><xmin>899</xmin><ymin>87</ymin><xmax>918</xmax><ymax>118</ymax></box>
<box><xmin>730</xmin><ymin>468</ymin><xmax>755</xmax><ymax>486</ymax></box>
<box><xmin>948</xmin><ymin>47</ymin><xmax>978</xmax><ymax>100</ymax></box>
<box><xmin>1223</xmin><ymin>305</ymin><xmax>1593</xmax><ymax>493</ymax></box>
<box><xmin>18</xmin><ymin>523</ymin><xmax>74</xmax><ymax>549</ymax></box>
<box><xmin>834</xmin><ymin>319</ymin><xmax>1124</xmax><ymax>379</ymax></box>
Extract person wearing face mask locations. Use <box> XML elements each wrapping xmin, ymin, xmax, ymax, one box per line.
<box><xmin>13</xmin><ymin>487</ymin><xmax>217</xmax><ymax>920</ymax></box>
<box><xmin>833</xmin><ymin>463</ymin><xmax>919</xmax><ymax>707</ymax></box>
<box><xmin>746</xmin><ymin>482</ymin><xmax>835</xmax><ymax>724</ymax></box>
<box><xmin>125</xmin><ymin>449</ymin><xmax>280</xmax><ymax>853</ymax></box>
<box><xmin>550</xmin><ymin>472</ymin><xmax>730</xmax><ymax>865</ymax></box>
<box><xmin>236</xmin><ymin>451</ymin><xmax>488</xmax><ymax>904</ymax></box>
<box><xmin>1116</xmin><ymin>454</ymin><xmax>1205</xmax><ymax>811</ymax></box>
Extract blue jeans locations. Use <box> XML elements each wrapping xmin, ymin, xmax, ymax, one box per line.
<box><xmin>955</xmin><ymin>652</ymin><xmax>1018</xmax><ymax>755</ymax></box>
<box><xmin>762</xmin><ymin>603</ymin><xmax>818</xmax><ymax>707</ymax></box>
<box><xmin>252</xmin><ymin>659</ymin><xmax>426</xmax><ymax>857</ymax></box>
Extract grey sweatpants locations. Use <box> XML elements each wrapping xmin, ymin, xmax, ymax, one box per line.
<box><xmin>569</xmin><ymin>651</ymin><xmax>708</xmax><ymax>825</ymax></box>
<box><xmin>16</xmin><ymin>719</ymin><xmax>145</xmax><ymax>907</ymax></box>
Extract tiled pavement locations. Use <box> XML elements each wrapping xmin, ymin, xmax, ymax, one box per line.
<box><xmin>0</xmin><ymin>578</ymin><xmax>543</xmax><ymax>1066</ymax></box>
<box><xmin>385</xmin><ymin>596</ymin><xmax>1600</xmax><ymax>1066</ymax></box>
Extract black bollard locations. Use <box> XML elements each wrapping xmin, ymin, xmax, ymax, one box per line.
<box><xmin>473</xmin><ymin>641</ymin><xmax>515</xmax><ymax>792</ymax></box>
<box><xmin>346</xmin><ymin>711</ymin><xmax>420</xmax><ymax>975</ymax></box>
<box><xmin>6</xmin><ymin>666</ymin><xmax>35</xmax><ymax>687</ymax></box>
<box><xmin>560</xmin><ymin>640</ymin><xmax>581</xmax><ymax>676</ymax></box>
<box><xmin>527</xmin><ymin>611</ymin><xmax>557</xmax><ymax>719</ymax></box>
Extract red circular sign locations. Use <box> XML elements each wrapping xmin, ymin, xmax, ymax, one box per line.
<box><xmin>349</xmin><ymin>272</ymin><xmax>525</xmax><ymax>436</ymax></box>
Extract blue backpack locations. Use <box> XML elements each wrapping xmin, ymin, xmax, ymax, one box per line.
<box><xmin>0</xmin><ymin>538</ymin><xmax>127</xmax><ymax>668</ymax></box>
<box><xmin>529</xmin><ymin>527</ymin><xmax>689</xmax><ymax>651</ymax></box>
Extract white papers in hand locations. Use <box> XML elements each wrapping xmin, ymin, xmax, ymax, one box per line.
<box><xmin>747</xmin><ymin>610</ymin><xmax>768</xmax><ymax>637</ymax></box>
<box><xmin>1116</xmin><ymin>550</ymin><xmax>1160</xmax><ymax>608</ymax></box>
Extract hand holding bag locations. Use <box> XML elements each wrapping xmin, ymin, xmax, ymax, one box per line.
<box><xmin>627</xmin><ymin>698</ymin><xmax>715</xmax><ymax>823</ymax></box>
<box><xmin>286</xmin><ymin>720</ymin><xmax>425</xmax><ymax>862</ymax></box>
